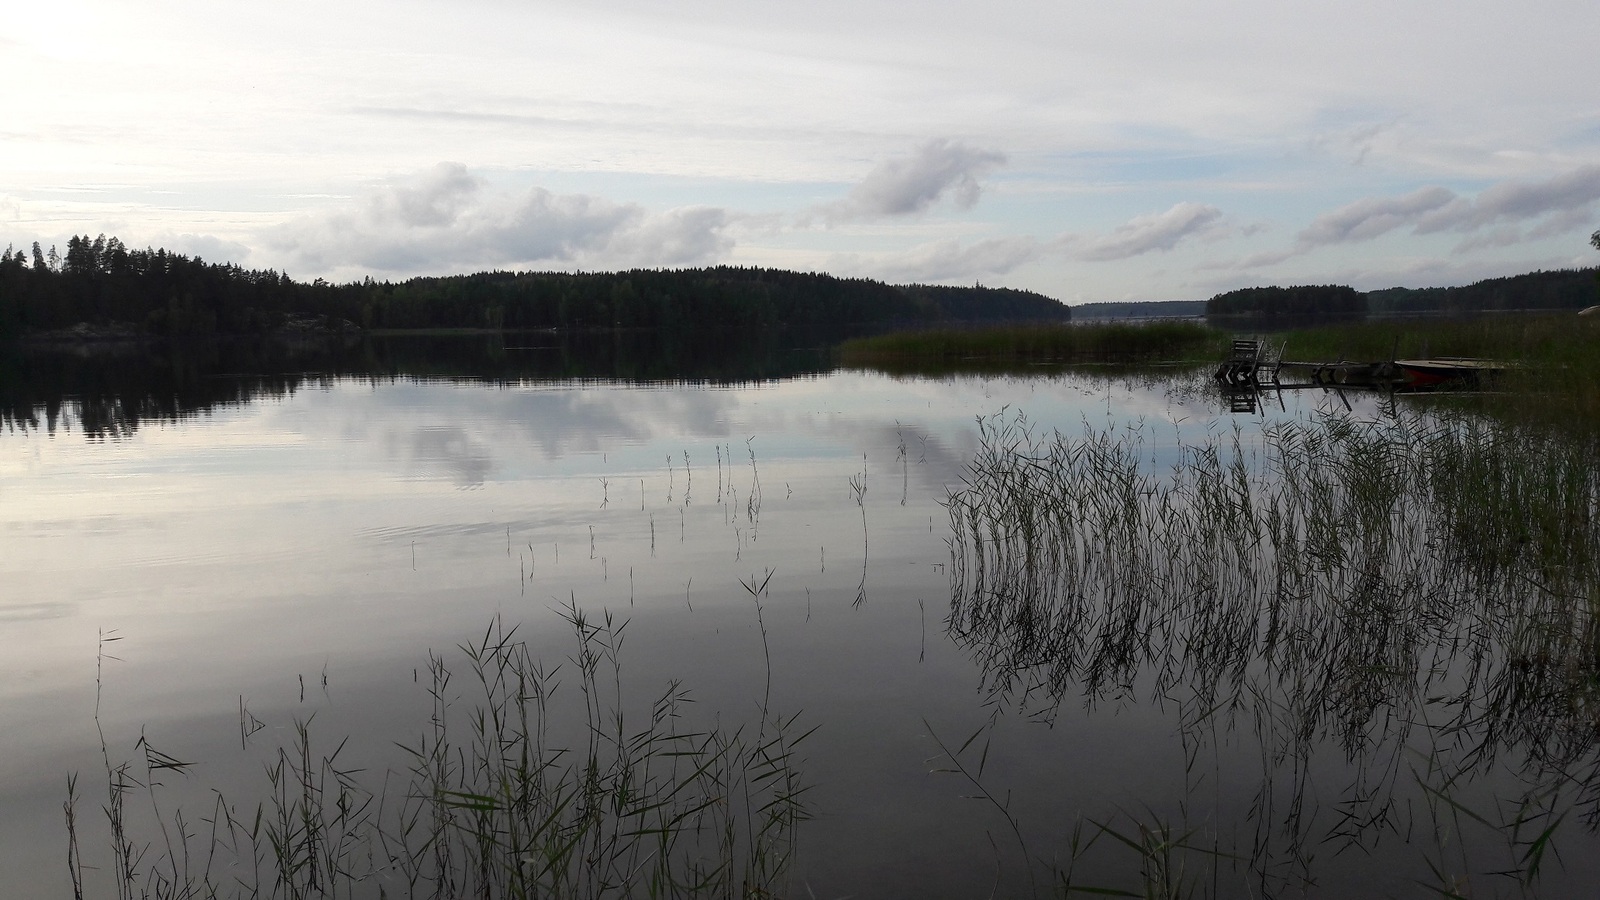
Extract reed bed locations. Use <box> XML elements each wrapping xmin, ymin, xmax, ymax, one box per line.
<box><xmin>944</xmin><ymin>408</ymin><xmax>1600</xmax><ymax>896</ymax></box>
<box><xmin>68</xmin><ymin>605</ymin><xmax>811</xmax><ymax>900</ymax></box>
<box><xmin>1279</xmin><ymin>314</ymin><xmax>1600</xmax><ymax>424</ymax></box>
<box><xmin>835</xmin><ymin>322</ymin><xmax>1224</xmax><ymax>369</ymax></box>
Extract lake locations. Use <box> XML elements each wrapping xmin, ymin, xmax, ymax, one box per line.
<box><xmin>3</xmin><ymin>334</ymin><xmax>1598</xmax><ymax>898</ymax></box>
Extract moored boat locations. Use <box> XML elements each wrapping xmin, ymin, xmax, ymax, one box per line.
<box><xmin>1393</xmin><ymin>357</ymin><xmax>1506</xmax><ymax>386</ymax></box>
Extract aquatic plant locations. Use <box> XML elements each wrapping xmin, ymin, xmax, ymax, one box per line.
<box><xmin>1277</xmin><ymin>314</ymin><xmax>1600</xmax><ymax>424</ymax></box>
<box><xmin>67</xmin><ymin>604</ymin><xmax>811</xmax><ymax>899</ymax></box>
<box><xmin>944</xmin><ymin>408</ymin><xmax>1600</xmax><ymax>896</ymax></box>
<box><xmin>835</xmin><ymin>321</ymin><xmax>1224</xmax><ymax>370</ymax></box>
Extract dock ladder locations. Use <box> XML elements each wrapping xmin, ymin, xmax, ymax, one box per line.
<box><xmin>1215</xmin><ymin>336</ymin><xmax>1284</xmax><ymax>384</ymax></box>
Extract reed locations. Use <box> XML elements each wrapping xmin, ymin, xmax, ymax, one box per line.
<box><xmin>67</xmin><ymin>603</ymin><xmax>811</xmax><ymax>899</ymax></box>
<box><xmin>1278</xmin><ymin>314</ymin><xmax>1600</xmax><ymax>425</ymax></box>
<box><xmin>835</xmin><ymin>322</ymin><xmax>1225</xmax><ymax>369</ymax></box>
<box><xmin>944</xmin><ymin>407</ymin><xmax>1600</xmax><ymax>896</ymax></box>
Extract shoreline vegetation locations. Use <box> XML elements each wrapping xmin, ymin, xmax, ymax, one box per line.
<box><xmin>1276</xmin><ymin>315</ymin><xmax>1600</xmax><ymax>425</ymax></box>
<box><xmin>839</xmin><ymin>314</ymin><xmax>1600</xmax><ymax>424</ymax></box>
<box><xmin>834</xmin><ymin>321</ymin><xmax>1225</xmax><ymax>368</ymax></box>
<box><xmin>946</xmin><ymin>406</ymin><xmax>1600</xmax><ymax>896</ymax></box>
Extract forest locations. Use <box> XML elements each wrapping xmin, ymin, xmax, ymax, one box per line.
<box><xmin>1205</xmin><ymin>284</ymin><xmax>1367</xmax><ymax>321</ymax></box>
<box><xmin>0</xmin><ymin>235</ymin><xmax>1070</xmax><ymax>340</ymax></box>
<box><xmin>1073</xmin><ymin>300</ymin><xmax>1206</xmax><ymax>320</ymax></box>
<box><xmin>1365</xmin><ymin>267</ymin><xmax>1600</xmax><ymax>315</ymax></box>
<box><xmin>8</xmin><ymin>235</ymin><xmax>1595</xmax><ymax>341</ymax></box>
<box><xmin>1207</xmin><ymin>268</ymin><xmax>1600</xmax><ymax>323</ymax></box>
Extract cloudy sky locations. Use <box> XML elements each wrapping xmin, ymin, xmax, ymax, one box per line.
<box><xmin>5</xmin><ymin>0</ymin><xmax>1599</xmax><ymax>303</ymax></box>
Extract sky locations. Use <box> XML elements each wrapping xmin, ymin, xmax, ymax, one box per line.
<box><xmin>4</xmin><ymin>0</ymin><xmax>1599</xmax><ymax>304</ymax></box>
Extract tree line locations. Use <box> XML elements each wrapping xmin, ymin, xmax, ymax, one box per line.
<box><xmin>1207</xmin><ymin>267</ymin><xmax>1600</xmax><ymax>322</ymax></box>
<box><xmin>1366</xmin><ymin>268</ymin><xmax>1600</xmax><ymax>315</ymax></box>
<box><xmin>0</xmin><ymin>235</ymin><xmax>1070</xmax><ymax>340</ymax></box>
<box><xmin>1206</xmin><ymin>285</ymin><xmax>1366</xmax><ymax>321</ymax></box>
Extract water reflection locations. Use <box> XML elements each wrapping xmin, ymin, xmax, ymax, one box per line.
<box><xmin>0</xmin><ymin>331</ymin><xmax>835</xmax><ymax>440</ymax></box>
<box><xmin>946</xmin><ymin>410</ymin><xmax>1600</xmax><ymax>894</ymax></box>
<box><xmin>12</xmin><ymin>341</ymin><xmax>1578</xmax><ymax>897</ymax></box>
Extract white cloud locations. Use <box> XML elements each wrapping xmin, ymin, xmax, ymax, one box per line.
<box><xmin>1445</xmin><ymin>206</ymin><xmax>1597</xmax><ymax>255</ymax></box>
<box><xmin>1528</xmin><ymin>206</ymin><xmax>1597</xmax><ymax>240</ymax></box>
<box><xmin>1297</xmin><ymin>186</ymin><xmax>1458</xmax><ymax>245</ymax></box>
<box><xmin>267</xmin><ymin>164</ymin><xmax>735</xmax><ymax>275</ymax></box>
<box><xmin>829</xmin><ymin>200</ymin><xmax>1227</xmax><ymax>284</ymax></box>
<box><xmin>1449</xmin><ymin>227</ymin><xmax>1526</xmax><ymax>254</ymax></box>
<box><xmin>1416</xmin><ymin>164</ymin><xmax>1600</xmax><ymax>234</ymax></box>
<box><xmin>818</xmin><ymin>139</ymin><xmax>1006</xmax><ymax>223</ymax></box>
<box><xmin>1196</xmin><ymin>164</ymin><xmax>1600</xmax><ymax>283</ymax></box>
<box><xmin>844</xmin><ymin>235</ymin><xmax>1045</xmax><ymax>283</ymax></box>
<box><xmin>372</xmin><ymin>162</ymin><xmax>482</xmax><ymax>228</ymax></box>
<box><xmin>1204</xmin><ymin>247</ymin><xmax>1299</xmax><ymax>272</ymax></box>
<box><xmin>1072</xmin><ymin>202</ymin><xmax>1224</xmax><ymax>261</ymax></box>
<box><xmin>602</xmin><ymin>206</ymin><xmax>734</xmax><ymax>266</ymax></box>
<box><xmin>1295</xmin><ymin>166</ymin><xmax>1600</xmax><ymax>252</ymax></box>
<box><xmin>157</xmin><ymin>233</ymin><xmax>254</xmax><ymax>265</ymax></box>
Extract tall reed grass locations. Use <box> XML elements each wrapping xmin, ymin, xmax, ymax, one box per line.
<box><xmin>835</xmin><ymin>322</ymin><xmax>1224</xmax><ymax>370</ymax></box>
<box><xmin>68</xmin><ymin>604</ymin><xmax>811</xmax><ymax>899</ymax></box>
<box><xmin>944</xmin><ymin>408</ymin><xmax>1600</xmax><ymax>896</ymax></box>
<box><xmin>1280</xmin><ymin>314</ymin><xmax>1600</xmax><ymax>425</ymax></box>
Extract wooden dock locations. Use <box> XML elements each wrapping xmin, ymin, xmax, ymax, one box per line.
<box><xmin>1214</xmin><ymin>338</ymin><xmax>1285</xmax><ymax>384</ymax></box>
<box><xmin>1277</xmin><ymin>359</ymin><xmax>1404</xmax><ymax>387</ymax></box>
<box><xmin>1216</xmin><ymin>336</ymin><xmax>1512</xmax><ymax>394</ymax></box>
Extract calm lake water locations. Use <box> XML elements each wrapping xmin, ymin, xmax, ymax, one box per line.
<box><xmin>3</xmin><ymin>335</ymin><xmax>1597</xmax><ymax>898</ymax></box>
